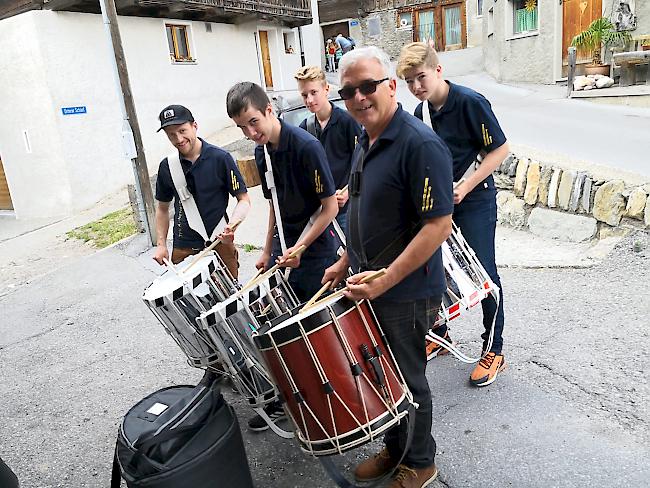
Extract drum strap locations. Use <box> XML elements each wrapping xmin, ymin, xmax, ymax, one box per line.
<box><xmin>167</xmin><ymin>152</ymin><xmax>226</xmax><ymax>246</ymax></box>
<box><xmin>263</xmin><ymin>145</ymin><xmax>288</xmax><ymax>254</ymax></box>
<box><xmin>348</xmin><ymin>147</ymin><xmax>419</xmax><ymax>271</ymax></box>
<box><xmin>318</xmin><ymin>403</ymin><xmax>417</xmax><ymax>488</ymax></box>
<box><xmin>306</xmin><ymin>114</ymin><xmax>318</xmax><ymax>138</ymax></box>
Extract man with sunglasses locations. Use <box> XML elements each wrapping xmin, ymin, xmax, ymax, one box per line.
<box><xmin>323</xmin><ymin>47</ymin><xmax>453</xmax><ymax>488</ymax></box>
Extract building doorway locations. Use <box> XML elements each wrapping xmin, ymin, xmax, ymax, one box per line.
<box><xmin>562</xmin><ymin>0</ymin><xmax>603</xmax><ymax>65</ymax></box>
<box><xmin>258</xmin><ymin>30</ymin><xmax>274</xmax><ymax>89</ymax></box>
<box><xmin>0</xmin><ymin>156</ymin><xmax>13</xmax><ymax>210</ymax></box>
<box><xmin>322</xmin><ymin>21</ymin><xmax>350</xmax><ymax>45</ymax></box>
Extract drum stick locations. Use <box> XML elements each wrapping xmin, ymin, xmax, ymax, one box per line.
<box><xmin>184</xmin><ymin>220</ymin><xmax>241</xmax><ymax>273</ymax></box>
<box><xmin>162</xmin><ymin>258</ymin><xmax>180</xmax><ymax>275</ymax></box>
<box><xmin>240</xmin><ymin>245</ymin><xmax>307</xmax><ymax>293</ymax></box>
<box><xmin>242</xmin><ymin>267</ymin><xmax>264</xmax><ymax>289</ymax></box>
<box><xmin>453</xmin><ymin>179</ymin><xmax>465</xmax><ymax>189</ymax></box>
<box><xmin>335</xmin><ymin>185</ymin><xmax>349</xmax><ymax>195</ymax></box>
<box><xmin>300</xmin><ymin>280</ymin><xmax>333</xmax><ymax>312</ymax></box>
<box><xmin>304</xmin><ymin>268</ymin><xmax>387</xmax><ymax>311</ymax></box>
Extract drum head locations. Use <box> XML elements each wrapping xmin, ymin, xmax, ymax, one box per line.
<box><xmin>143</xmin><ymin>253</ymin><xmax>218</xmax><ymax>302</ymax></box>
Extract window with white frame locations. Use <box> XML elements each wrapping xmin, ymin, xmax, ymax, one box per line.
<box><xmin>398</xmin><ymin>12</ymin><xmax>413</xmax><ymax>29</ymax></box>
<box><xmin>511</xmin><ymin>0</ymin><xmax>538</xmax><ymax>35</ymax></box>
<box><xmin>283</xmin><ymin>31</ymin><xmax>296</xmax><ymax>54</ymax></box>
<box><xmin>166</xmin><ymin>24</ymin><xmax>195</xmax><ymax>62</ymax></box>
<box><xmin>477</xmin><ymin>0</ymin><xmax>483</xmax><ymax>17</ymax></box>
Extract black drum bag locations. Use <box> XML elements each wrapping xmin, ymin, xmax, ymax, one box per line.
<box><xmin>111</xmin><ymin>373</ymin><xmax>254</xmax><ymax>488</ymax></box>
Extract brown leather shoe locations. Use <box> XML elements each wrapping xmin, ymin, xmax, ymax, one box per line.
<box><xmin>388</xmin><ymin>463</ymin><xmax>438</xmax><ymax>488</ymax></box>
<box><xmin>354</xmin><ymin>448</ymin><xmax>399</xmax><ymax>482</ymax></box>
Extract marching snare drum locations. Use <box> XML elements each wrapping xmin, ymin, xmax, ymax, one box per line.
<box><xmin>197</xmin><ymin>295</ymin><xmax>277</xmax><ymax>409</ymax></box>
<box><xmin>243</xmin><ymin>270</ymin><xmax>299</xmax><ymax>322</ymax></box>
<box><xmin>142</xmin><ymin>252</ymin><xmax>238</xmax><ymax>370</ymax></box>
<box><xmin>254</xmin><ymin>295</ymin><xmax>413</xmax><ymax>456</ymax></box>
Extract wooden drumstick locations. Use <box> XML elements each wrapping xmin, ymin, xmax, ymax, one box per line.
<box><xmin>304</xmin><ymin>268</ymin><xmax>387</xmax><ymax>311</ymax></box>
<box><xmin>335</xmin><ymin>184</ymin><xmax>349</xmax><ymax>195</ymax></box>
<box><xmin>184</xmin><ymin>220</ymin><xmax>241</xmax><ymax>273</ymax></box>
<box><xmin>242</xmin><ymin>267</ymin><xmax>264</xmax><ymax>289</ymax></box>
<box><xmin>239</xmin><ymin>245</ymin><xmax>307</xmax><ymax>293</ymax></box>
<box><xmin>300</xmin><ymin>280</ymin><xmax>333</xmax><ymax>313</ymax></box>
<box><xmin>162</xmin><ymin>258</ymin><xmax>180</xmax><ymax>276</ymax></box>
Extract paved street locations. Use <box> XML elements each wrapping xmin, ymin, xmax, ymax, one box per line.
<box><xmin>1</xmin><ymin>222</ymin><xmax>648</xmax><ymax>487</ymax></box>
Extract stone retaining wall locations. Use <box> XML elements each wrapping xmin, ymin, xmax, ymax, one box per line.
<box><xmin>495</xmin><ymin>154</ymin><xmax>650</xmax><ymax>242</ymax></box>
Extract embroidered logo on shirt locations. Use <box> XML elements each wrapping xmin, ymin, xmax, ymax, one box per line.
<box><xmin>231</xmin><ymin>170</ymin><xmax>240</xmax><ymax>191</ymax></box>
<box><xmin>481</xmin><ymin>123</ymin><xmax>493</xmax><ymax>147</ymax></box>
<box><xmin>315</xmin><ymin>170</ymin><xmax>323</xmax><ymax>193</ymax></box>
<box><xmin>422</xmin><ymin>177</ymin><xmax>434</xmax><ymax>212</ymax></box>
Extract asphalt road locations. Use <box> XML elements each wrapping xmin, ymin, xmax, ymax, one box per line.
<box><xmin>1</xmin><ymin>231</ymin><xmax>648</xmax><ymax>487</ymax></box>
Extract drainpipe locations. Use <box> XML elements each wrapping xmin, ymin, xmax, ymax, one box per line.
<box><xmin>298</xmin><ymin>26</ymin><xmax>306</xmax><ymax>66</ymax></box>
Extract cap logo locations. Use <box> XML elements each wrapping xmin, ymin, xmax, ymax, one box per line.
<box><xmin>163</xmin><ymin>109</ymin><xmax>175</xmax><ymax>120</ymax></box>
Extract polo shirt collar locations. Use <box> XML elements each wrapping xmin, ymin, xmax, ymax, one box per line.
<box><xmin>429</xmin><ymin>81</ymin><xmax>457</xmax><ymax>116</ymax></box>
<box><xmin>268</xmin><ymin>119</ymin><xmax>290</xmax><ymax>153</ymax></box>
<box><xmin>327</xmin><ymin>102</ymin><xmax>343</xmax><ymax>127</ymax></box>
<box><xmin>358</xmin><ymin>103</ymin><xmax>404</xmax><ymax>151</ymax></box>
<box><xmin>180</xmin><ymin>137</ymin><xmax>209</xmax><ymax>165</ymax></box>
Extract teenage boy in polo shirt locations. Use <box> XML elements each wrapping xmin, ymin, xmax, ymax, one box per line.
<box><xmin>294</xmin><ymin>65</ymin><xmax>362</xmax><ymax>233</ymax></box>
<box><xmin>153</xmin><ymin>104</ymin><xmax>250</xmax><ymax>279</ymax></box>
<box><xmin>323</xmin><ymin>46</ymin><xmax>453</xmax><ymax>488</ymax></box>
<box><xmin>397</xmin><ymin>42</ymin><xmax>510</xmax><ymax>387</ymax></box>
<box><xmin>226</xmin><ymin>81</ymin><xmax>339</xmax><ymax>432</ymax></box>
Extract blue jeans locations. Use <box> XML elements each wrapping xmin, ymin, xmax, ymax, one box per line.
<box><xmin>372</xmin><ymin>296</ymin><xmax>441</xmax><ymax>468</ymax></box>
<box><xmin>268</xmin><ymin>254</ymin><xmax>337</xmax><ymax>303</ymax></box>
<box><xmin>433</xmin><ymin>195</ymin><xmax>505</xmax><ymax>354</ymax></box>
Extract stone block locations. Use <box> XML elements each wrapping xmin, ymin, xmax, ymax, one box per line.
<box><xmin>527</xmin><ymin>207</ymin><xmax>597</xmax><ymax>242</ymax></box>
<box><xmin>557</xmin><ymin>170</ymin><xmax>576</xmax><ymax>210</ymax></box>
<box><xmin>496</xmin><ymin>191</ymin><xmax>527</xmax><ymax>229</ymax></box>
<box><xmin>507</xmin><ymin>159</ymin><xmax>519</xmax><ymax>177</ymax></box>
<box><xmin>524</xmin><ymin>162</ymin><xmax>541</xmax><ymax>205</ymax></box>
<box><xmin>548</xmin><ymin>168</ymin><xmax>562</xmax><ymax>208</ymax></box>
<box><xmin>494</xmin><ymin>173</ymin><xmax>514</xmax><ymax>191</ymax></box>
<box><xmin>645</xmin><ymin>195</ymin><xmax>650</xmax><ymax>227</ymax></box>
<box><xmin>580</xmin><ymin>177</ymin><xmax>593</xmax><ymax>213</ymax></box>
<box><xmin>569</xmin><ymin>172</ymin><xmax>586</xmax><ymax>212</ymax></box>
<box><xmin>513</xmin><ymin>159</ymin><xmax>529</xmax><ymax>197</ymax></box>
<box><xmin>499</xmin><ymin>153</ymin><xmax>515</xmax><ymax>173</ymax></box>
<box><xmin>625</xmin><ymin>187</ymin><xmax>648</xmax><ymax>220</ymax></box>
<box><xmin>599</xmin><ymin>225</ymin><xmax>631</xmax><ymax>239</ymax></box>
<box><xmin>538</xmin><ymin>166</ymin><xmax>553</xmax><ymax>207</ymax></box>
<box><xmin>593</xmin><ymin>180</ymin><xmax>626</xmax><ymax>226</ymax></box>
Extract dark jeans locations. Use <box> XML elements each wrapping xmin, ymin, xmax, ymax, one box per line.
<box><xmin>372</xmin><ymin>296</ymin><xmax>441</xmax><ymax>469</ymax></box>
<box><xmin>268</xmin><ymin>254</ymin><xmax>337</xmax><ymax>303</ymax></box>
<box><xmin>0</xmin><ymin>457</ymin><xmax>19</xmax><ymax>488</ymax></box>
<box><xmin>433</xmin><ymin>195</ymin><xmax>505</xmax><ymax>354</ymax></box>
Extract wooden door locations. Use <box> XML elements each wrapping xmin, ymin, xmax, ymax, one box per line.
<box><xmin>442</xmin><ymin>4</ymin><xmax>465</xmax><ymax>51</ymax></box>
<box><xmin>258</xmin><ymin>30</ymin><xmax>273</xmax><ymax>89</ymax></box>
<box><xmin>563</xmin><ymin>0</ymin><xmax>602</xmax><ymax>64</ymax></box>
<box><xmin>0</xmin><ymin>156</ymin><xmax>13</xmax><ymax>210</ymax></box>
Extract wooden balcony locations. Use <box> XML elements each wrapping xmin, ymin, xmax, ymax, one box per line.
<box><xmin>1</xmin><ymin>0</ymin><xmax>312</xmax><ymax>27</ymax></box>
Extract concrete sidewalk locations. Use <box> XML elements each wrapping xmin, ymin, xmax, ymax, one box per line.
<box><xmin>0</xmin><ymin>230</ymin><xmax>648</xmax><ymax>487</ymax></box>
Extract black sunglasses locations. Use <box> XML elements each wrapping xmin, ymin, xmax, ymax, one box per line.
<box><xmin>338</xmin><ymin>78</ymin><xmax>389</xmax><ymax>100</ymax></box>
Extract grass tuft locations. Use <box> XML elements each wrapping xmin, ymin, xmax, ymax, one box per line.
<box><xmin>66</xmin><ymin>207</ymin><xmax>138</xmax><ymax>248</ymax></box>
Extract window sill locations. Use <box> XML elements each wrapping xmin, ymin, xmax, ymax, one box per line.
<box><xmin>171</xmin><ymin>59</ymin><xmax>198</xmax><ymax>65</ymax></box>
<box><xmin>506</xmin><ymin>31</ymin><xmax>539</xmax><ymax>41</ymax></box>
<box><xmin>397</xmin><ymin>26</ymin><xmax>413</xmax><ymax>31</ymax></box>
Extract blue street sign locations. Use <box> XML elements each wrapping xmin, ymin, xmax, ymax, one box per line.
<box><xmin>61</xmin><ymin>106</ymin><xmax>87</xmax><ymax>115</ymax></box>
<box><xmin>350</xmin><ymin>20</ymin><xmax>359</xmax><ymax>26</ymax></box>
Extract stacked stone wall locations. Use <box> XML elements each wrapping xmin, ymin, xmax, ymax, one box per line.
<box><xmin>495</xmin><ymin>154</ymin><xmax>650</xmax><ymax>242</ymax></box>
<box><xmin>360</xmin><ymin>9</ymin><xmax>414</xmax><ymax>59</ymax></box>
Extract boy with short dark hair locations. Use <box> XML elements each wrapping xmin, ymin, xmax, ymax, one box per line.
<box><xmin>397</xmin><ymin>42</ymin><xmax>511</xmax><ymax>387</ymax></box>
<box><xmin>226</xmin><ymin>81</ymin><xmax>339</xmax><ymax>431</ymax></box>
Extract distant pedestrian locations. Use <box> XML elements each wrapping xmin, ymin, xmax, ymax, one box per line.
<box><xmin>153</xmin><ymin>104</ymin><xmax>251</xmax><ymax>278</ymax></box>
<box><xmin>398</xmin><ymin>42</ymin><xmax>510</xmax><ymax>387</ymax></box>
<box><xmin>336</xmin><ymin>33</ymin><xmax>353</xmax><ymax>54</ymax></box>
<box><xmin>325</xmin><ymin>39</ymin><xmax>336</xmax><ymax>72</ymax></box>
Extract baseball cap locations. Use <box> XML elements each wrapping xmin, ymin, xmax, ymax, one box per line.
<box><xmin>157</xmin><ymin>105</ymin><xmax>194</xmax><ymax>132</ymax></box>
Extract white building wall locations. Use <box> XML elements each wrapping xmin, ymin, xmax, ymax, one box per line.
<box><xmin>0</xmin><ymin>9</ymin><xmax>300</xmax><ymax>220</ymax></box>
<box><xmin>466</xmin><ymin>0</ymin><xmax>484</xmax><ymax>48</ymax></box>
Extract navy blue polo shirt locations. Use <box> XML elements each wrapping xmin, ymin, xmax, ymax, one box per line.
<box><xmin>414</xmin><ymin>81</ymin><xmax>507</xmax><ymax>202</ymax></box>
<box><xmin>299</xmin><ymin>103</ymin><xmax>362</xmax><ymax>214</ymax></box>
<box><xmin>255</xmin><ymin>120</ymin><xmax>336</xmax><ymax>258</ymax></box>
<box><xmin>348</xmin><ymin>104</ymin><xmax>454</xmax><ymax>301</ymax></box>
<box><xmin>155</xmin><ymin>138</ymin><xmax>247</xmax><ymax>248</ymax></box>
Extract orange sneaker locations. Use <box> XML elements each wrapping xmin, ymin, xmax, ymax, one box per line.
<box><xmin>470</xmin><ymin>352</ymin><xmax>506</xmax><ymax>387</ymax></box>
<box><xmin>425</xmin><ymin>330</ymin><xmax>452</xmax><ymax>360</ymax></box>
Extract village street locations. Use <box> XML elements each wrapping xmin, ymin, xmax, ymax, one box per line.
<box><xmin>1</xmin><ymin>178</ymin><xmax>649</xmax><ymax>487</ymax></box>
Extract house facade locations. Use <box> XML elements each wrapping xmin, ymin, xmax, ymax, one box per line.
<box><xmin>483</xmin><ymin>0</ymin><xmax>650</xmax><ymax>84</ymax></box>
<box><xmin>0</xmin><ymin>0</ymin><xmax>321</xmax><ymax>220</ymax></box>
<box><xmin>317</xmin><ymin>0</ymin><xmax>484</xmax><ymax>60</ymax></box>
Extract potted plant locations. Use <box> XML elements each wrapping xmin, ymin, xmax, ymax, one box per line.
<box><xmin>571</xmin><ymin>17</ymin><xmax>631</xmax><ymax>76</ymax></box>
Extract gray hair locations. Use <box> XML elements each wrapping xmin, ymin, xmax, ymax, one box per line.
<box><xmin>338</xmin><ymin>46</ymin><xmax>394</xmax><ymax>84</ymax></box>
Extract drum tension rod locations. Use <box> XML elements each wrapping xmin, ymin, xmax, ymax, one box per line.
<box><xmin>361</xmin><ymin>344</ymin><xmax>386</xmax><ymax>390</ymax></box>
